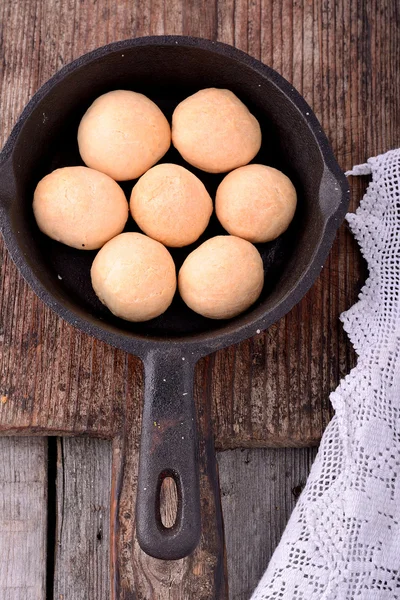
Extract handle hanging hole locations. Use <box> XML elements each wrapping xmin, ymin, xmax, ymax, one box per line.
<box><xmin>159</xmin><ymin>472</ymin><xmax>180</xmax><ymax>529</ymax></box>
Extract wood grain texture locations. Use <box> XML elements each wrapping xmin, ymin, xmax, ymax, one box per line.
<box><xmin>109</xmin><ymin>355</ymin><xmax>226</xmax><ymax>600</ymax></box>
<box><xmin>51</xmin><ymin>441</ymin><xmax>318</xmax><ymax>600</ymax></box>
<box><xmin>218</xmin><ymin>447</ymin><xmax>318</xmax><ymax>600</ymax></box>
<box><xmin>159</xmin><ymin>478</ymin><xmax>179</xmax><ymax>529</ymax></box>
<box><xmin>3</xmin><ymin>0</ymin><xmax>397</xmax><ymax>446</ymax></box>
<box><xmin>52</xmin><ymin>355</ymin><xmax>226</xmax><ymax>600</ymax></box>
<box><xmin>1</xmin><ymin>0</ymin><xmax>400</xmax><ymax>599</ymax></box>
<box><xmin>0</xmin><ymin>437</ymin><xmax>47</xmax><ymax>600</ymax></box>
<box><xmin>54</xmin><ymin>438</ymin><xmax>112</xmax><ymax>600</ymax></box>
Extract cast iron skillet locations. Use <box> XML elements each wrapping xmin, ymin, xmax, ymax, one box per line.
<box><xmin>0</xmin><ymin>36</ymin><xmax>349</xmax><ymax>560</ymax></box>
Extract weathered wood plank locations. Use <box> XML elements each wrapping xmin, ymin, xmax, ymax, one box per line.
<box><xmin>0</xmin><ymin>4</ymin><xmax>50</xmax><ymax>591</ymax></box>
<box><xmin>109</xmin><ymin>354</ymin><xmax>226</xmax><ymax>600</ymax></box>
<box><xmin>218</xmin><ymin>447</ymin><xmax>319</xmax><ymax>600</ymax></box>
<box><xmin>0</xmin><ymin>437</ymin><xmax>47</xmax><ymax>600</ymax></box>
<box><xmin>54</xmin><ymin>438</ymin><xmax>112</xmax><ymax>600</ymax></box>
<box><xmin>2</xmin><ymin>0</ymin><xmax>391</xmax><ymax>447</ymax></box>
<box><xmin>55</xmin><ymin>356</ymin><xmax>226</xmax><ymax>600</ymax></box>
<box><xmin>51</xmin><ymin>439</ymin><xmax>318</xmax><ymax>600</ymax></box>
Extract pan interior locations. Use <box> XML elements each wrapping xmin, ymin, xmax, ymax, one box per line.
<box><xmin>9</xmin><ymin>42</ymin><xmax>326</xmax><ymax>339</ymax></box>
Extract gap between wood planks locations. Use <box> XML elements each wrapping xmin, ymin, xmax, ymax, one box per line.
<box><xmin>46</xmin><ymin>438</ymin><xmax>57</xmax><ymax>600</ymax></box>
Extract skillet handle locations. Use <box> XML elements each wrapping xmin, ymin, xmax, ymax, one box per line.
<box><xmin>136</xmin><ymin>348</ymin><xmax>201</xmax><ymax>560</ymax></box>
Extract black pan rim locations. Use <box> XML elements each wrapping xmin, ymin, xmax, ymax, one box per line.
<box><xmin>0</xmin><ymin>35</ymin><xmax>350</xmax><ymax>360</ymax></box>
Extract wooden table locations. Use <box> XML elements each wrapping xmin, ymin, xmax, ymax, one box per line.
<box><xmin>0</xmin><ymin>0</ymin><xmax>398</xmax><ymax>598</ymax></box>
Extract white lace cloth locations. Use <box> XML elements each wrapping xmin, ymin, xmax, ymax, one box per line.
<box><xmin>251</xmin><ymin>149</ymin><xmax>400</xmax><ymax>600</ymax></box>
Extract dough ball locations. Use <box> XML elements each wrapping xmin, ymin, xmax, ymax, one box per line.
<box><xmin>33</xmin><ymin>166</ymin><xmax>128</xmax><ymax>250</ymax></box>
<box><xmin>91</xmin><ymin>232</ymin><xmax>176</xmax><ymax>322</ymax></box>
<box><xmin>130</xmin><ymin>163</ymin><xmax>213</xmax><ymax>247</ymax></box>
<box><xmin>78</xmin><ymin>90</ymin><xmax>171</xmax><ymax>181</ymax></box>
<box><xmin>172</xmin><ymin>88</ymin><xmax>261</xmax><ymax>173</ymax></box>
<box><xmin>216</xmin><ymin>164</ymin><xmax>297</xmax><ymax>243</ymax></box>
<box><xmin>178</xmin><ymin>235</ymin><xmax>264</xmax><ymax>319</ymax></box>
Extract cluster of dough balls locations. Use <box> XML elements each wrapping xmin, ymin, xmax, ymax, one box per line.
<box><xmin>33</xmin><ymin>87</ymin><xmax>297</xmax><ymax>322</ymax></box>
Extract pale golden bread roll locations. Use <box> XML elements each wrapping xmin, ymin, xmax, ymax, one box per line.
<box><xmin>172</xmin><ymin>88</ymin><xmax>261</xmax><ymax>173</ymax></box>
<box><xmin>91</xmin><ymin>232</ymin><xmax>176</xmax><ymax>322</ymax></box>
<box><xmin>216</xmin><ymin>164</ymin><xmax>297</xmax><ymax>243</ymax></box>
<box><xmin>178</xmin><ymin>235</ymin><xmax>264</xmax><ymax>319</ymax></box>
<box><xmin>78</xmin><ymin>90</ymin><xmax>171</xmax><ymax>181</ymax></box>
<box><xmin>130</xmin><ymin>163</ymin><xmax>213</xmax><ymax>247</ymax></box>
<box><xmin>33</xmin><ymin>166</ymin><xmax>128</xmax><ymax>250</ymax></box>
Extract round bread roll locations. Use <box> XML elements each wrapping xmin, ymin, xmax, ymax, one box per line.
<box><xmin>178</xmin><ymin>235</ymin><xmax>264</xmax><ymax>319</ymax></box>
<box><xmin>216</xmin><ymin>164</ymin><xmax>297</xmax><ymax>243</ymax></box>
<box><xmin>172</xmin><ymin>88</ymin><xmax>261</xmax><ymax>173</ymax></box>
<box><xmin>78</xmin><ymin>90</ymin><xmax>171</xmax><ymax>181</ymax></box>
<box><xmin>130</xmin><ymin>163</ymin><xmax>213</xmax><ymax>247</ymax></box>
<box><xmin>91</xmin><ymin>232</ymin><xmax>176</xmax><ymax>322</ymax></box>
<box><xmin>33</xmin><ymin>166</ymin><xmax>128</xmax><ymax>250</ymax></box>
